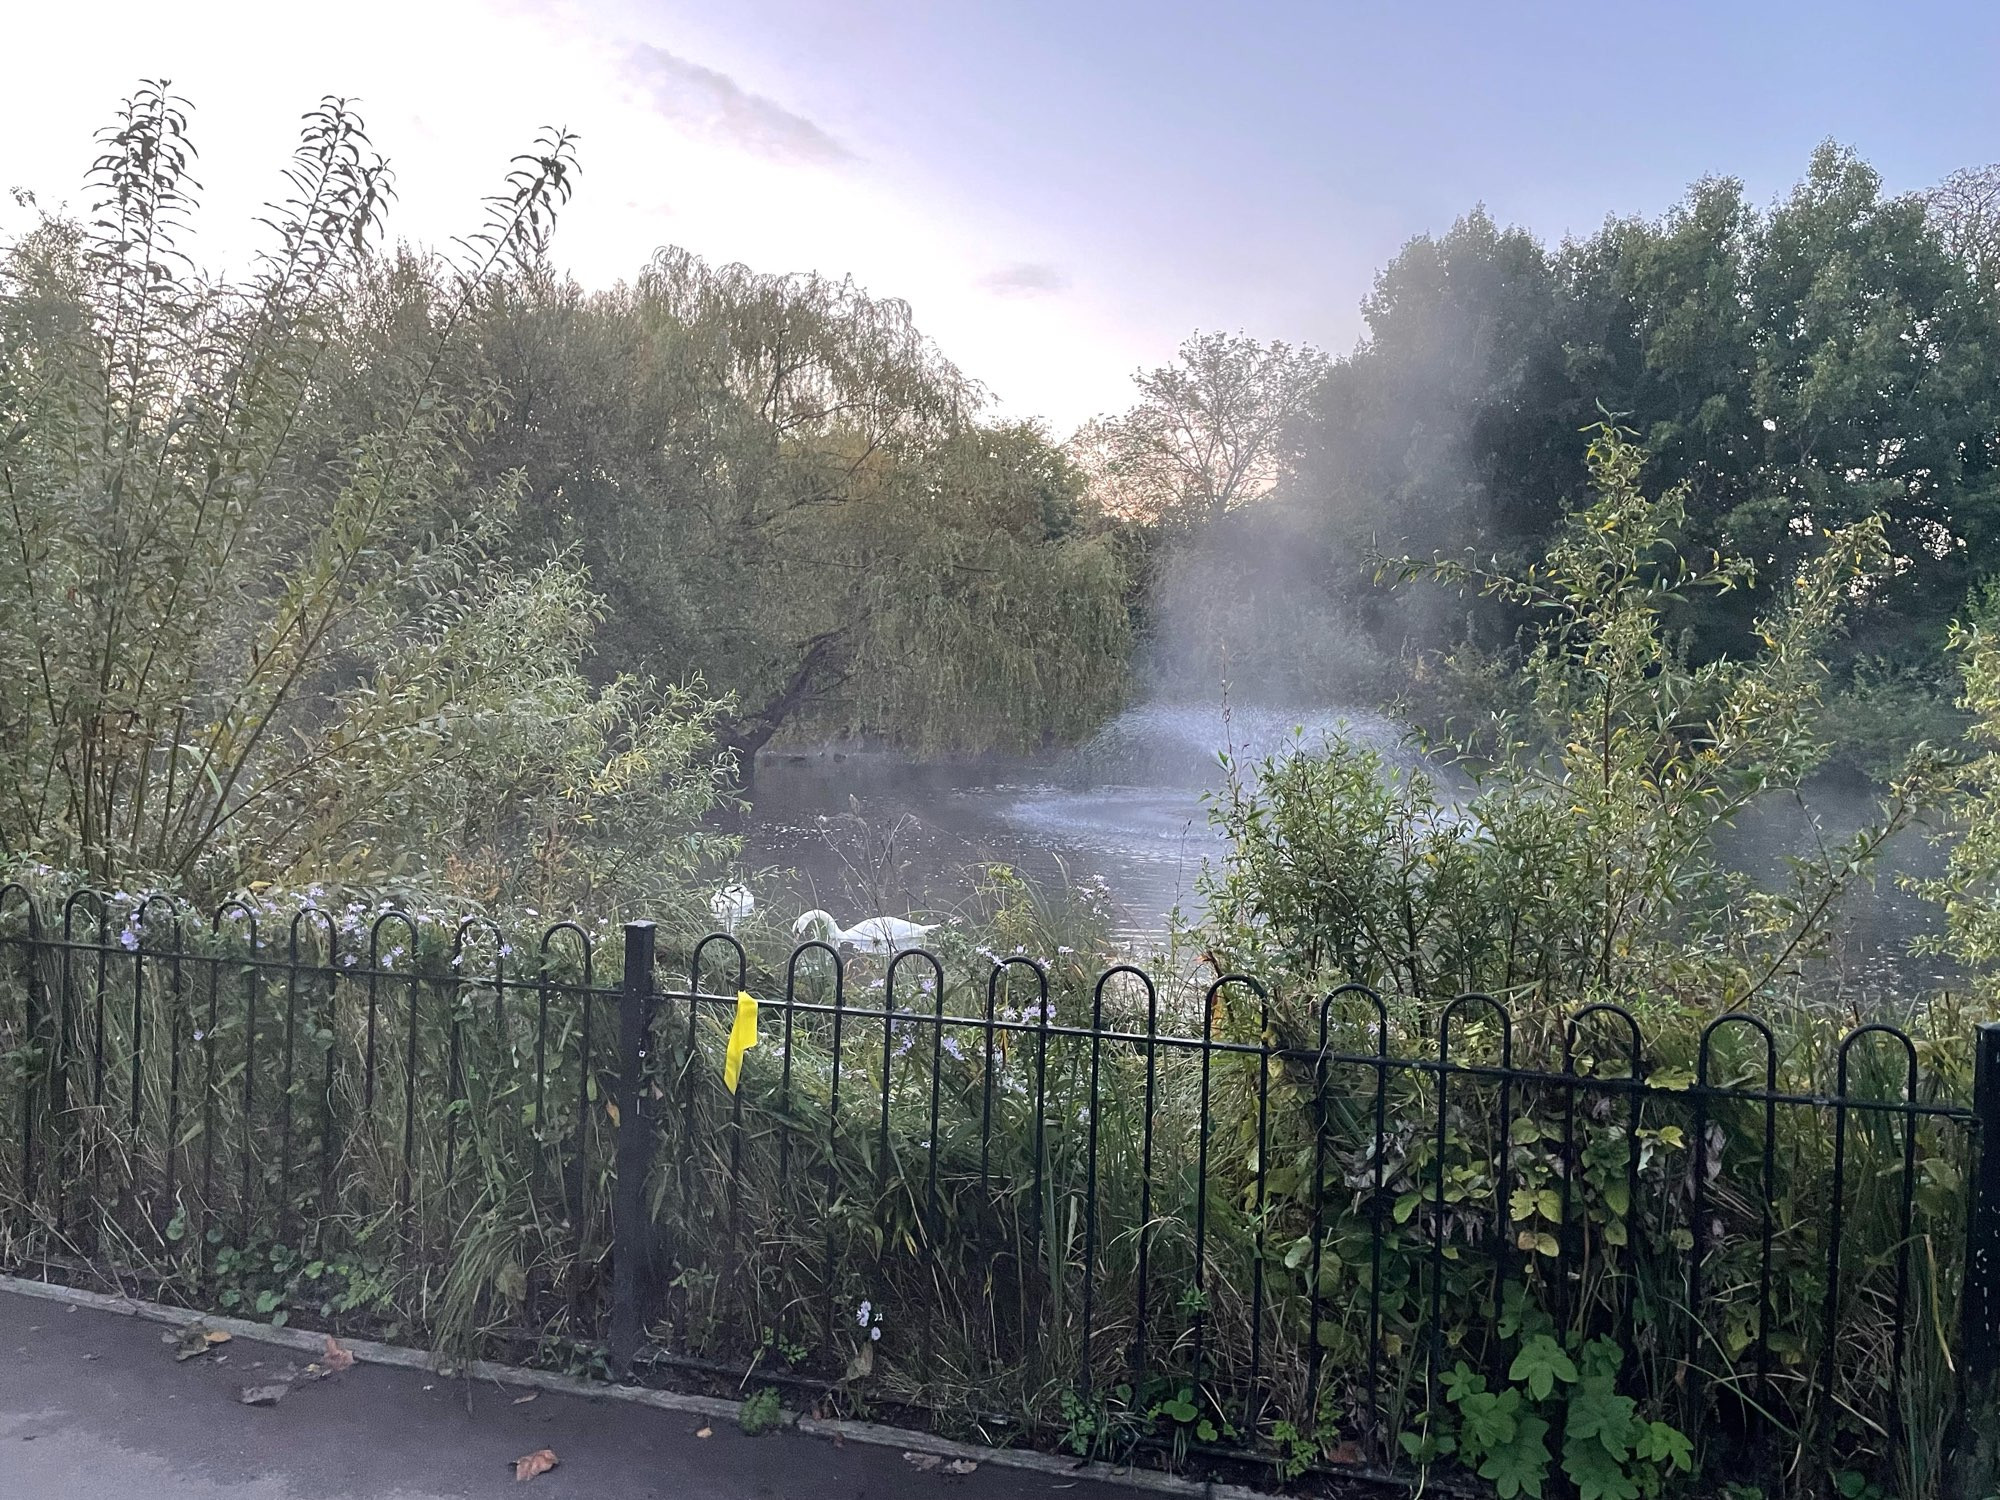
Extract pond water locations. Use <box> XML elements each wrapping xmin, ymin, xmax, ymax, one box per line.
<box><xmin>742</xmin><ymin>701</ymin><xmax>1408</xmax><ymax>949</ymax></box>
<box><xmin>742</xmin><ymin>699</ymin><xmax>1950</xmax><ymax>986</ymax></box>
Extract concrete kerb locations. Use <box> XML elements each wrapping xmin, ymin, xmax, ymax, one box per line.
<box><xmin>0</xmin><ymin>1273</ymin><xmax>1272</xmax><ymax>1500</ymax></box>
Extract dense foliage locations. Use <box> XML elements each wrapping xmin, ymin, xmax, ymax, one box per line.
<box><xmin>1131</xmin><ymin>146</ymin><xmax>2000</xmax><ymax>773</ymax></box>
<box><xmin>1202</xmin><ymin>424</ymin><xmax>1942</xmax><ymax>1019</ymax></box>
<box><xmin>1187</xmin><ymin>429</ymin><xmax>1976</xmax><ymax>1498</ymax></box>
<box><xmin>0</xmin><ymin>90</ymin><xmax>1135</xmax><ymax>913</ymax></box>
<box><xmin>6</xmin><ymin>86</ymin><xmax>2000</xmax><ymax>1500</ymax></box>
<box><xmin>0</xmin><ymin>91</ymin><xmax>743</xmax><ymax>912</ymax></box>
<box><xmin>448</xmin><ymin>253</ymin><xmax>1132</xmax><ymax>762</ymax></box>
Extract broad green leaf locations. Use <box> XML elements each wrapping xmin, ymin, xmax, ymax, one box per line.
<box><xmin>1509</xmin><ymin>1333</ymin><xmax>1578</xmax><ymax>1401</ymax></box>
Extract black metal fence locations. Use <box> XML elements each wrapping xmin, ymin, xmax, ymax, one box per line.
<box><xmin>0</xmin><ymin>885</ymin><xmax>1994</xmax><ymax>1497</ymax></box>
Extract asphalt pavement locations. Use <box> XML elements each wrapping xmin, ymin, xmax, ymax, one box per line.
<box><xmin>0</xmin><ymin>1288</ymin><xmax>1137</xmax><ymax>1500</ymax></box>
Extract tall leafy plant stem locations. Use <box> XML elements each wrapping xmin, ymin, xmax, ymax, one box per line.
<box><xmin>124</xmin><ymin>100</ymin><xmax>393</xmax><ymax>866</ymax></box>
<box><xmin>156</xmin><ymin>129</ymin><xmax>577</xmax><ymax>878</ymax></box>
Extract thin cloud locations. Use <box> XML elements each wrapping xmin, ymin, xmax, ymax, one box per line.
<box><xmin>622</xmin><ymin>43</ymin><xmax>854</xmax><ymax>167</ymax></box>
<box><xmin>979</xmin><ymin>262</ymin><xmax>1071</xmax><ymax>297</ymax></box>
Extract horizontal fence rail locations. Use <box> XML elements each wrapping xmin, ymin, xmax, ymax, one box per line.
<box><xmin>0</xmin><ymin>886</ymin><xmax>1991</xmax><ymax>1497</ymax></box>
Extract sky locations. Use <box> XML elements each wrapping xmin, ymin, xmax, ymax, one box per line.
<box><xmin>3</xmin><ymin>0</ymin><xmax>1997</xmax><ymax>432</ymax></box>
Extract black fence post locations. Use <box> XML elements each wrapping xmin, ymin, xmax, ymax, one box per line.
<box><xmin>609</xmin><ymin>921</ymin><xmax>656</xmax><ymax>1379</ymax></box>
<box><xmin>1952</xmin><ymin>1021</ymin><xmax>2000</xmax><ymax>1496</ymax></box>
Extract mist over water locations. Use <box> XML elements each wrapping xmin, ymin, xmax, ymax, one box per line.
<box><xmin>743</xmin><ymin>699</ymin><xmax>1405</xmax><ymax>945</ymax></box>
<box><xmin>745</xmin><ymin>695</ymin><xmax>1950</xmax><ymax>987</ymax></box>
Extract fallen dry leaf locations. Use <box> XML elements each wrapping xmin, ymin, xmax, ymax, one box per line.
<box><xmin>693</xmin><ymin>1425</ymin><xmax>712</xmax><ymax>1439</ymax></box>
<box><xmin>513</xmin><ymin>1447</ymin><xmax>559</xmax><ymax>1482</ymax></box>
<box><xmin>239</xmin><ymin>1383</ymin><xmax>291</xmax><ymax>1407</ymax></box>
<box><xmin>899</xmin><ymin>1453</ymin><xmax>978</xmax><ymax>1476</ymax></box>
<box><xmin>320</xmin><ymin>1335</ymin><xmax>354</xmax><ymax>1373</ymax></box>
<box><xmin>512</xmin><ymin>1390</ymin><xmax>539</xmax><ymax>1406</ymax></box>
<box><xmin>172</xmin><ymin>1324</ymin><xmax>229</xmax><ymax>1362</ymax></box>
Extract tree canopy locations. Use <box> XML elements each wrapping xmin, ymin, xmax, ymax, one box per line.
<box><xmin>0</xmin><ymin>88</ymin><xmax>1138</xmax><ymax>907</ymax></box>
<box><xmin>449</xmin><ymin>248</ymin><xmax>1133</xmax><ymax>764</ymax></box>
<box><xmin>1178</xmin><ymin>143</ymin><xmax>2000</xmax><ymax>766</ymax></box>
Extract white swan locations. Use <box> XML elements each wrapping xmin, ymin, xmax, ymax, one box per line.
<box><xmin>708</xmin><ymin>884</ymin><xmax>755</xmax><ymax>934</ymax></box>
<box><xmin>792</xmin><ymin>908</ymin><xmax>938</xmax><ymax>954</ymax></box>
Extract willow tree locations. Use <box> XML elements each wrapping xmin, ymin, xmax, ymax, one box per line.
<box><xmin>461</xmin><ymin>249</ymin><xmax>1134</xmax><ymax>762</ymax></box>
<box><xmin>0</xmin><ymin>88</ymin><xmax>737</xmax><ymax>908</ymax></box>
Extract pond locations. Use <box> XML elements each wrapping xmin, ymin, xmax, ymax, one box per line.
<box><xmin>742</xmin><ymin>701</ymin><xmax>1408</xmax><ymax>949</ymax></box>
<box><xmin>742</xmin><ymin>698</ymin><xmax>1951</xmax><ymax>992</ymax></box>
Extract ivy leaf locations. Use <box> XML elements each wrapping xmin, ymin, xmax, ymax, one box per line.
<box><xmin>1509</xmin><ymin>1333</ymin><xmax>1578</xmax><ymax>1401</ymax></box>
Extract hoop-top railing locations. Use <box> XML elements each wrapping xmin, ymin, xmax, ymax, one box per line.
<box><xmin>0</xmin><ymin>886</ymin><xmax>1992</xmax><ymax>1495</ymax></box>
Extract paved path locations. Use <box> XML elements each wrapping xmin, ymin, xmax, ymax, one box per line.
<box><xmin>0</xmin><ymin>1289</ymin><xmax>1132</xmax><ymax>1499</ymax></box>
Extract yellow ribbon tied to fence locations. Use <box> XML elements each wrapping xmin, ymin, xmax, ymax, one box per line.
<box><xmin>723</xmin><ymin>990</ymin><xmax>759</xmax><ymax>1093</ymax></box>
